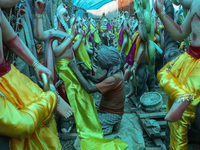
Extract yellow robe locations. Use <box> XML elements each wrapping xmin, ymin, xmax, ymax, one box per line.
<box><xmin>90</xmin><ymin>25</ymin><xmax>101</xmax><ymax>44</ymax></box>
<box><xmin>55</xmin><ymin>59</ymin><xmax>128</xmax><ymax>150</ymax></box>
<box><xmin>117</xmin><ymin>28</ymin><xmax>132</xmax><ymax>56</ymax></box>
<box><xmin>0</xmin><ymin>65</ymin><xmax>61</xmax><ymax>150</ymax></box>
<box><xmin>157</xmin><ymin>52</ymin><xmax>200</xmax><ymax>150</ymax></box>
<box><xmin>55</xmin><ymin>59</ymin><xmax>103</xmax><ymax>139</ymax></box>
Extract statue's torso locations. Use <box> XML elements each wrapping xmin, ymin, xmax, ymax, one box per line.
<box><xmin>52</xmin><ymin>30</ymin><xmax>74</xmax><ymax>60</ymax></box>
<box><xmin>190</xmin><ymin>1</ymin><xmax>200</xmax><ymax>46</ymax></box>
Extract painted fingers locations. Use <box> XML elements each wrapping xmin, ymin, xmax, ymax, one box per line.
<box><xmin>35</xmin><ymin>0</ymin><xmax>46</xmax><ymax>15</ymax></box>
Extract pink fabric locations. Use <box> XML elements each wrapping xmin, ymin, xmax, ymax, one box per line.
<box><xmin>0</xmin><ymin>57</ymin><xmax>11</xmax><ymax>77</ymax></box>
<box><xmin>154</xmin><ymin>39</ymin><xmax>159</xmax><ymax>44</ymax></box>
<box><xmin>186</xmin><ymin>45</ymin><xmax>200</xmax><ymax>60</ymax></box>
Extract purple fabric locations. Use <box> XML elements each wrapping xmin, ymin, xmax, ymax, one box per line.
<box><xmin>125</xmin><ymin>34</ymin><xmax>140</xmax><ymax>66</ymax></box>
<box><xmin>154</xmin><ymin>39</ymin><xmax>159</xmax><ymax>44</ymax></box>
<box><xmin>89</xmin><ymin>34</ymin><xmax>93</xmax><ymax>42</ymax></box>
<box><xmin>118</xmin><ymin>25</ymin><xmax>125</xmax><ymax>46</ymax></box>
<box><xmin>107</xmin><ymin>22</ymin><xmax>112</xmax><ymax>31</ymax></box>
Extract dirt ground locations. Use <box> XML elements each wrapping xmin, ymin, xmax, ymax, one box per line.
<box><xmin>59</xmin><ymin>66</ymin><xmax>200</xmax><ymax>150</ymax></box>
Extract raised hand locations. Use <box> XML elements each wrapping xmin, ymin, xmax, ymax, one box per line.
<box><xmin>154</xmin><ymin>0</ymin><xmax>164</xmax><ymax>14</ymax></box>
<box><xmin>35</xmin><ymin>0</ymin><xmax>46</xmax><ymax>15</ymax></box>
<box><xmin>34</xmin><ymin>63</ymin><xmax>52</xmax><ymax>81</ymax></box>
<box><xmin>80</xmin><ymin>29</ymin><xmax>85</xmax><ymax>37</ymax></box>
<box><xmin>68</xmin><ymin>60</ymin><xmax>79</xmax><ymax>72</ymax></box>
<box><xmin>71</xmin><ymin>19</ymin><xmax>78</xmax><ymax>39</ymax></box>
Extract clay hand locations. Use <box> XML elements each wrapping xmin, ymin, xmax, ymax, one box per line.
<box><xmin>68</xmin><ymin>60</ymin><xmax>79</xmax><ymax>72</ymax></box>
<box><xmin>35</xmin><ymin>0</ymin><xmax>46</xmax><ymax>15</ymax></box>
<box><xmin>71</xmin><ymin>20</ymin><xmax>78</xmax><ymax>39</ymax></box>
<box><xmin>34</xmin><ymin>64</ymin><xmax>52</xmax><ymax>81</ymax></box>
<box><xmin>131</xmin><ymin>65</ymin><xmax>137</xmax><ymax>75</ymax></box>
<box><xmin>154</xmin><ymin>0</ymin><xmax>164</xmax><ymax>14</ymax></box>
<box><xmin>86</xmin><ymin>24</ymin><xmax>91</xmax><ymax>34</ymax></box>
<box><xmin>134</xmin><ymin>10</ymin><xmax>143</xmax><ymax>21</ymax></box>
<box><xmin>80</xmin><ymin>30</ymin><xmax>85</xmax><ymax>37</ymax></box>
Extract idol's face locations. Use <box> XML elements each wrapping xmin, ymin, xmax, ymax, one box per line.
<box><xmin>62</xmin><ymin>10</ymin><xmax>70</xmax><ymax>22</ymax></box>
<box><xmin>103</xmin><ymin>19</ymin><xmax>108</xmax><ymax>26</ymax></box>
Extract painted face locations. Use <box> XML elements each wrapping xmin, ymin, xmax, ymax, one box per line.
<box><xmin>90</xmin><ymin>18</ymin><xmax>96</xmax><ymax>27</ymax></box>
<box><xmin>103</xmin><ymin>19</ymin><xmax>108</xmax><ymax>26</ymax></box>
<box><xmin>76</xmin><ymin>17</ymin><xmax>82</xmax><ymax>27</ymax></box>
<box><xmin>62</xmin><ymin>10</ymin><xmax>70</xmax><ymax>22</ymax></box>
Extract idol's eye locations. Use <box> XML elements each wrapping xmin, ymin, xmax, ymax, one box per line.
<box><xmin>64</xmin><ymin>12</ymin><xmax>68</xmax><ymax>17</ymax></box>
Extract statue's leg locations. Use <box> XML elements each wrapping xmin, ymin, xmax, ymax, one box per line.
<box><xmin>135</xmin><ymin>63</ymin><xmax>148</xmax><ymax>102</ymax></box>
<box><xmin>126</xmin><ymin>78</ymin><xmax>135</xmax><ymax>98</ymax></box>
<box><xmin>146</xmin><ymin>68</ymin><xmax>156</xmax><ymax>92</ymax></box>
<box><xmin>124</xmin><ymin>65</ymin><xmax>131</xmax><ymax>81</ymax></box>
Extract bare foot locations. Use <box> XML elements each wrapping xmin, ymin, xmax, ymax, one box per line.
<box><xmin>165</xmin><ymin>100</ymin><xmax>191</xmax><ymax>122</ymax></box>
<box><xmin>56</xmin><ymin>95</ymin><xmax>74</xmax><ymax>118</ymax></box>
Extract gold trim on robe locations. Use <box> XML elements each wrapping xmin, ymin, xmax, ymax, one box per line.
<box><xmin>0</xmin><ymin>65</ymin><xmax>61</xmax><ymax>150</ymax></box>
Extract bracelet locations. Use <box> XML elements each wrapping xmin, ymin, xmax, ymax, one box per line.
<box><xmin>158</xmin><ymin>10</ymin><xmax>165</xmax><ymax>18</ymax></box>
<box><xmin>35</xmin><ymin>14</ymin><xmax>43</xmax><ymax>19</ymax></box>
<box><xmin>31</xmin><ymin>60</ymin><xmax>40</xmax><ymax>69</ymax></box>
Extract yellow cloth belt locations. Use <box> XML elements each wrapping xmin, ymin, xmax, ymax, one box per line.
<box><xmin>68</xmin><ymin>28</ymin><xmax>92</xmax><ymax>70</ymax></box>
<box><xmin>117</xmin><ymin>29</ymin><xmax>132</xmax><ymax>55</ymax></box>
<box><xmin>90</xmin><ymin>25</ymin><xmax>101</xmax><ymax>44</ymax></box>
<box><xmin>0</xmin><ymin>65</ymin><xmax>61</xmax><ymax>150</ymax></box>
<box><xmin>55</xmin><ymin>59</ymin><xmax>128</xmax><ymax>150</ymax></box>
<box><xmin>157</xmin><ymin>52</ymin><xmax>200</xmax><ymax>150</ymax></box>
